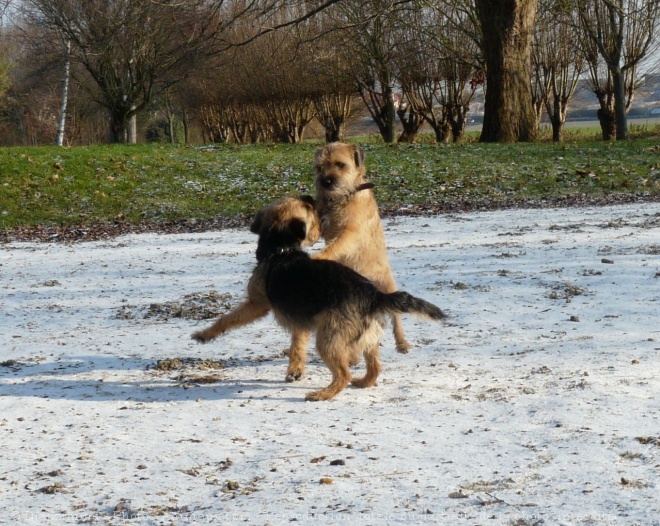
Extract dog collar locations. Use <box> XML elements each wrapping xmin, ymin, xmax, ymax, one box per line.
<box><xmin>274</xmin><ymin>246</ymin><xmax>298</xmax><ymax>256</ymax></box>
<box><xmin>355</xmin><ymin>182</ymin><xmax>375</xmax><ymax>192</ymax></box>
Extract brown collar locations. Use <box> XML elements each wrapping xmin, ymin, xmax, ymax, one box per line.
<box><xmin>356</xmin><ymin>182</ymin><xmax>375</xmax><ymax>192</ymax></box>
<box><xmin>319</xmin><ymin>181</ymin><xmax>375</xmax><ymax>214</ymax></box>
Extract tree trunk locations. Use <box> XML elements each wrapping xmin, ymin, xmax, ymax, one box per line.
<box><xmin>324</xmin><ymin>116</ymin><xmax>345</xmax><ymax>143</ymax></box>
<box><xmin>55</xmin><ymin>40</ymin><xmax>71</xmax><ymax>147</ymax></box>
<box><xmin>448</xmin><ymin>103</ymin><xmax>469</xmax><ymax>143</ymax></box>
<box><xmin>127</xmin><ymin>107</ymin><xmax>137</xmax><ymax>144</ymax></box>
<box><xmin>182</xmin><ymin>106</ymin><xmax>189</xmax><ymax>145</ymax></box>
<box><xmin>425</xmin><ymin>108</ymin><xmax>451</xmax><ymax>144</ymax></box>
<box><xmin>475</xmin><ymin>0</ymin><xmax>538</xmax><ymax>143</ymax></box>
<box><xmin>365</xmin><ymin>91</ymin><xmax>396</xmax><ymax>144</ymax></box>
<box><xmin>397</xmin><ymin>103</ymin><xmax>423</xmax><ymax>143</ymax></box>
<box><xmin>549</xmin><ymin>98</ymin><xmax>565</xmax><ymax>143</ymax></box>
<box><xmin>164</xmin><ymin>99</ymin><xmax>176</xmax><ymax>144</ymax></box>
<box><xmin>381</xmin><ymin>83</ymin><xmax>396</xmax><ymax>144</ymax></box>
<box><xmin>594</xmin><ymin>89</ymin><xmax>616</xmax><ymax>140</ymax></box>
<box><xmin>361</xmin><ymin>81</ymin><xmax>397</xmax><ymax>144</ymax></box>
<box><xmin>612</xmin><ymin>69</ymin><xmax>628</xmax><ymax>140</ymax></box>
<box><xmin>111</xmin><ymin>116</ymin><xmax>127</xmax><ymax>144</ymax></box>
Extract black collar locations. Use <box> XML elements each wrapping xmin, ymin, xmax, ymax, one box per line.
<box><xmin>274</xmin><ymin>246</ymin><xmax>298</xmax><ymax>256</ymax></box>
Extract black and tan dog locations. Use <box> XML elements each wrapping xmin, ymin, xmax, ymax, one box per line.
<box><xmin>191</xmin><ymin>196</ymin><xmax>321</xmax><ymax>346</ymax></box>
<box><xmin>192</xmin><ymin>195</ymin><xmax>446</xmax><ymax>401</ymax></box>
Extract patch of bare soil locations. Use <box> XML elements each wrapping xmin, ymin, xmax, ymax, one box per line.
<box><xmin>150</xmin><ymin>357</ymin><xmax>226</xmax><ymax>388</ymax></box>
<box><xmin>115</xmin><ymin>291</ymin><xmax>233</xmax><ymax>321</ymax></box>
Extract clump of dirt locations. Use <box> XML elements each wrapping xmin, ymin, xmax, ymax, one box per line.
<box><xmin>636</xmin><ymin>436</ymin><xmax>660</xmax><ymax>446</ymax></box>
<box><xmin>638</xmin><ymin>244</ymin><xmax>660</xmax><ymax>255</ymax></box>
<box><xmin>152</xmin><ymin>357</ymin><xmax>225</xmax><ymax>371</ymax></box>
<box><xmin>0</xmin><ymin>359</ymin><xmax>19</xmax><ymax>368</ymax></box>
<box><xmin>115</xmin><ymin>291</ymin><xmax>233</xmax><ymax>321</ymax></box>
<box><xmin>548</xmin><ymin>283</ymin><xmax>592</xmax><ymax>302</ymax></box>
<box><xmin>151</xmin><ymin>357</ymin><xmax>226</xmax><ymax>387</ymax></box>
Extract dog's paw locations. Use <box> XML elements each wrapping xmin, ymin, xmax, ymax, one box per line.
<box><xmin>395</xmin><ymin>340</ymin><xmax>412</xmax><ymax>354</ymax></box>
<box><xmin>191</xmin><ymin>331</ymin><xmax>212</xmax><ymax>343</ymax></box>
<box><xmin>285</xmin><ymin>369</ymin><xmax>304</xmax><ymax>383</ymax></box>
<box><xmin>351</xmin><ymin>376</ymin><xmax>377</xmax><ymax>389</ymax></box>
<box><xmin>305</xmin><ymin>390</ymin><xmax>329</xmax><ymax>402</ymax></box>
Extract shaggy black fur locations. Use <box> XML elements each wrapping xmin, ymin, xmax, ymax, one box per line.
<box><xmin>258</xmin><ymin>219</ymin><xmax>446</xmax><ymax>329</ymax></box>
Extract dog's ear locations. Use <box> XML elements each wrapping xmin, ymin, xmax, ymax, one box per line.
<box><xmin>299</xmin><ymin>194</ymin><xmax>316</xmax><ymax>208</ymax></box>
<box><xmin>288</xmin><ymin>218</ymin><xmax>307</xmax><ymax>241</ymax></box>
<box><xmin>250</xmin><ymin>209</ymin><xmax>264</xmax><ymax>234</ymax></box>
<box><xmin>314</xmin><ymin>147</ymin><xmax>325</xmax><ymax>163</ymax></box>
<box><xmin>353</xmin><ymin>146</ymin><xmax>365</xmax><ymax>168</ymax></box>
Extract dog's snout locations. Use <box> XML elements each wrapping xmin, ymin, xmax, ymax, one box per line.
<box><xmin>320</xmin><ymin>176</ymin><xmax>336</xmax><ymax>189</ymax></box>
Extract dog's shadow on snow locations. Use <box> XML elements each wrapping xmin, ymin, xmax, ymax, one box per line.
<box><xmin>0</xmin><ymin>355</ymin><xmax>317</xmax><ymax>403</ymax></box>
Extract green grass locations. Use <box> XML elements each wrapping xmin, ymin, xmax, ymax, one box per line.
<box><xmin>1</xmin><ymin>139</ymin><xmax>659</xmax><ymax>231</ymax></box>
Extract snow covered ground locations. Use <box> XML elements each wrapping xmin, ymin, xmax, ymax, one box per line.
<box><xmin>1</xmin><ymin>203</ymin><xmax>659</xmax><ymax>526</ymax></box>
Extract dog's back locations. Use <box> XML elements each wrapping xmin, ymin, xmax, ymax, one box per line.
<box><xmin>264</xmin><ymin>249</ymin><xmax>445</xmax><ymax>333</ymax></box>
<box><xmin>265</xmin><ymin>249</ymin><xmax>379</xmax><ymax>332</ymax></box>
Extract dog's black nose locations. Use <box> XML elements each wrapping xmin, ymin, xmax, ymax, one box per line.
<box><xmin>321</xmin><ymin>176</ymin><xmax>335</xmax><ymax>189</ymax></box>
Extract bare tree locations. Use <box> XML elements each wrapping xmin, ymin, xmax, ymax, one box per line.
<box><xmin>0</xmin><ymin>0</ymin><xmax>13</xmax><ymax>104</ymax></box>
<box><xmin>314</xmin><ymin>91</ymin><xmax>357</xmax><ymax>143</ymax></box>
<box><xmin>21</xmin><ymin>0</ymin><xmax>257</xmax><ymax>143</ymax></box>
<box><xmin>54</xmin><ymin>38</ymin><xmax>69</xmax><ymax>145</ymax></box>
<box><xmin>330</xmin><ymin>0</ymin><xmax>409</xmax><ymax>144</ymax></box>
<box><xmin>575</xmin><ymin>0</ymin><xmax>660</xmax><ymax>140</ymax></box>
<box><xmin>532</xmin><ymin>0</ymin><xmax>586</xmax><ymax>141</ymax></box>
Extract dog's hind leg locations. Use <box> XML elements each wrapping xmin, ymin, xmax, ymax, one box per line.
<box><xmin>374</xmin><ymin>273</ymin><xmax>412</xmax><ymax>354</ymax></box>
<box><xmin>305</xmin><ymin>335</ymin><xmax>351</xmax><ymax>401</ymax></box>
<box><xmin>286</xmin><ymin>330</ymin><xmax>311</xmax><ymax>382</ymax></box>
<box><xmin>351</xmin><ymin>342</ymin><xmax>382</xmax><ymax>389</ymax></box>
<box><xmin>191</xmin><ymin>301</ymin><xmax>269</xmax><ymax>343</ymax></box>
<box><xmin>391</xmin><ymin>313</ymin><xmax>412</xmax><ymax>353</ymax></box>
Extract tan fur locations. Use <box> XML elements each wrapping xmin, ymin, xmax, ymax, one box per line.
<box><xmin>275</xmin><ymin>301</ymin><xmax>386</xmax><ymax>401</ymax></box>
<box><xmin>191</xmin><ymin>197</ymin><xmax>320</xmax><ymax>344</ymax></box>
<box><xmin>285</xmin><ymin>142</ymin><xmax>410</xmax><ymax>382</ymax></box>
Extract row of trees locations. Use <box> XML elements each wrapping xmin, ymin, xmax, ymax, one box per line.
<box><xmin>0</xmin><ymin>0</ymin><xmax>658</xmax><ymax>146</ymax></box>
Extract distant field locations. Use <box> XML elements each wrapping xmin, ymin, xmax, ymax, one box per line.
<box><xmin>465</xmin><ymin>117</ymin><xmax>660</xmax><ymax>137</ymax></box>
<box><xmin>1</xmin><ymin>137</ymin><xmax>659</xmax><ymax>234</ymax></box>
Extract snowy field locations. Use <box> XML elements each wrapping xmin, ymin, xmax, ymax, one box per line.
<box><xmin>1</xmin><ymin>203</ymin><xmax>659</xmax><ymax>526</ymax></box>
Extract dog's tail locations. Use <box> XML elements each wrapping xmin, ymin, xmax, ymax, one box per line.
<box><xmin>374</xmin><ymin>291</ymin><xmax>446</xmax><ymax>321</ymax></box>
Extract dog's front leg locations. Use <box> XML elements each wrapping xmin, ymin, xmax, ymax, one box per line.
<box><xmin>312</xmin><ymin>225</ymin><xmax>360</xmax><ymax>261</ymax></box>
<box><xmin>191</xmin><ymin>301</ymin><xmax>269</xmax><ymax>343</ymax></box>
<box><xmin>286</xmin><ymin>330</ymin><xmax>311</xmax><ymax>382</ymax></box>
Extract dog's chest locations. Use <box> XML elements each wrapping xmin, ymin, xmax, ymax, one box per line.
<box><xmin>320</xmin><ymin>211</ymin><xmax>347</xmax><ymax>242</ymax></box>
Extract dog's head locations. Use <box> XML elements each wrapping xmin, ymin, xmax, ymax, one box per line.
<box><xmin>314</xmin><ymin>142</ymin><xmax>373</xmax><ymax>202</ymax></box>
<box><xmin>250</xmin><ymin>195</ymin><xmax>321</xmax><ymax>262</ymax></box>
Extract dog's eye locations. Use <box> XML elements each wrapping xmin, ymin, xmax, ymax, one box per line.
<box><xmin>335</xmin><ymin>161</ymin><xmax>346</xmax><ymax>170</ymax></box>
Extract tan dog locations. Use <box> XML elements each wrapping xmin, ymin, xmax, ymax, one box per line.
<box><xmin>191</xmin><ymin>196</ymin><xmax>321</xmax><ymax>344</ymax></box>
<box><xmin>284</xmin><ymin>142</ymin><xmax>411</xmax><ymax>382</ymax></box>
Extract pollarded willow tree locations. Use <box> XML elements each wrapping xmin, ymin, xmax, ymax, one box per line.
<box><xmin>532</xmin><ymin>0</ymin><xmax>586</xmax><ymax>142</ymax></box>
<box><xmin>388</xmin><ymin>1</ymin><xmax>484</xmax><ymax>144</ymax></box>
<box><xmin>573</xmin><ymin>0</ymin><xmax>660</xmax><ymax>140</ymax></box>
<box><xmin>331</xmin><ymin>0</ymin><xmax>408</xmax><ymax>144</ymax></box>
<box><xmin>474</xmin><ymin>0</ymin><xmax>539</xmax><ymax>142</ymax></box>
